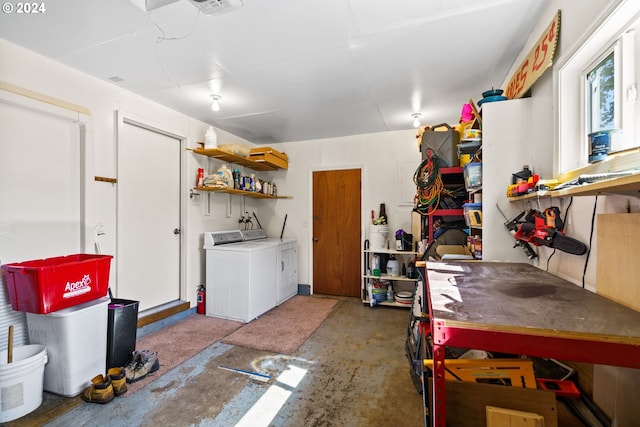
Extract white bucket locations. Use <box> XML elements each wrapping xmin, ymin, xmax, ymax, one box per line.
<box><xmin>0</xmin><ymin>344</ymin><xmax>48</xmax><ymax>423</ymax></box>
<box><xmin>369</xmin><ymin>224</ymin><xmax>390</xmax><ymax>250</ymax></box>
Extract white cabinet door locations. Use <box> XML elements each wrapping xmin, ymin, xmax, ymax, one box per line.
<box><xmin>277</xmin><ymin>242</ymin><xmax>297</xmax><ymax>305</ymax></box>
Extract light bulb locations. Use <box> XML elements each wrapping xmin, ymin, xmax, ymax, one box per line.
<box><xmin>412</xmin><ymin>113</ymin><xmax>421</xmax><ymax>128</ymax></box>
<box><xmin>210</xmin><ymin>95</ymin><xmax>221</xmax><ymax>112</ymax></box>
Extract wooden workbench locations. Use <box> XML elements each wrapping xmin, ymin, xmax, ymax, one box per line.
<box><xmin>423</xmin><ymin>261</ymin><xmax>640</xmax><ymax>427</ymax></box>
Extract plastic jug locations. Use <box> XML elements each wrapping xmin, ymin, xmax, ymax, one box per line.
<box><xmin>217</xmin><ymin>164</ymin><xmax>232</xmax><ymax>186</ymax></box>
<box><xmin>204</xmin><ymin>126</ymin><xmax>217</xmax><ymax>149</ymax></box>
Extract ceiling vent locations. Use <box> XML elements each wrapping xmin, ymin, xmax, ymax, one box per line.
<box><xmin>189</xmin><ymin>0</ymin><xmax>244</xmax><ymax>15</ymax></box>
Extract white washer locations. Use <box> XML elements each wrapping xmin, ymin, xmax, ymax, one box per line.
<box><xmin>204</xmin><ymin>230</ymin><xmax>277</xmax><ymax>323</ymax></box>
<box><xmin>241</xmin><ymin>230</ymin><xmax>298</xmax><ymax>305</ymax></box>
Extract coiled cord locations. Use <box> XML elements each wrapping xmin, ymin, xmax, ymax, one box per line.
<box><xmin>414</xmin><ymin>148</ymin><xmax>451</xmax><ymax>215</ymax></box>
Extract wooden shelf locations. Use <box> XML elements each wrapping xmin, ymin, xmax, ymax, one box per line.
<box><xmin>194</xmin><ymin>186</ymin><xmax>291</xmax><ymax>199</ymax></box>
<box><xmin>508</xmin><ymin>172</ymin><xmax>640</xmax><ymax>201</ymax></box>
<box><xmin>363</xmin><ymin>274</ymin><xmax>418</xmax><ymax>282</ymax></box>
<box><xmin>362</xmin><ymin>298</ymin><xmax>412</xmax><ymax>308</ymax></box>
<box><xmin>363</xmin><ymin>249</ymin><xmax>418</xmax><ymax>255</ymax></box>
<box><xmin>187</xmin><ymin>147</ymin><xmax>282</xmax><ymax>171</ymax></box>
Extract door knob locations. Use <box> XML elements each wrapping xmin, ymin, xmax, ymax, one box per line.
<box><xmin>174</xmin><ymin>228</ymin><xmax>181</xmax><ymax>235</ymax></box>
<box><xmin>313</xmin><ymin>237</ymin><xmax>319</xmax><ymax>242</ymax></box>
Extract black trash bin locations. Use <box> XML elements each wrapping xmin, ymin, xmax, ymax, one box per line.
<box><xmin>106</xmin><ymin>298</ymin><xmax>139</xmax><ymax>370</ymax></box>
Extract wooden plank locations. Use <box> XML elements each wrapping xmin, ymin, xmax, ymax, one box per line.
<box><xmin>504</xmin><ymin>11</ymin><xmax>560</xmax><ymax>100</ymax></box>
<box><xmin>423</xmin><ymin>358</ymin><xmax>537</xmax><ymax>389</ymax></box>
<box><xmin>428</xmin><ymin>379</ymin><xmax>557</xmax><ymax>427</ymax></box>
<box><xmin>137</xmin><ymin>300</ymin><xmax>190</xmax><ymax>328</ymax></box>
<box><xmin>486</xmin><ymin>406</ymin><xmax>545</xmax><ymax>427</ymax></box>
<box><xmin>95</xmin><ymin>176</ymin><xmax>117</xmax><ymax>183</ymax></box>
<box><xmin>596</xmin><ymin>213</ymin><xmax>640</xmax><ymax>311</ymax></box>
<box><xmin>0</xmin><ymin>80</ymin><xmax>92</xmax><ymax>116</ymax></box>
<box><xmin>187</xmin><ymin>147</ymin><xmax>278</xmax><ymax>171</ymax></box>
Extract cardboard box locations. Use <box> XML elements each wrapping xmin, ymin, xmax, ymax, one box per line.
<box><xmin>427</xmin><ymin>379</ymin><xmax>558</xmax><ymax>427</ymax></box>
<box><xmin>435</xmin><ymin>245</ymin><xmax>473</xmax><ymax>260</ymax></box>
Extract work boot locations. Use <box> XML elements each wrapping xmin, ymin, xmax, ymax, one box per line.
<box><xmin>108</xmin><ymin>367</ymin><xmax>128</xmax><ymax>396</ymax></box>
<box><xmin>125</xmin><ymin>350</ymin><xmax>160</xmax><ymax>383</ymax></box>
<box><xmin>81</xmin><ymin>374</ymin><xmax>114</xmax><ymax>404</ymax></box>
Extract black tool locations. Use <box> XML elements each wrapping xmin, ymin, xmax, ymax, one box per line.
<box><xmin>496</xmin><ymin>203</ymin><xmax>538</xmax><ymax>259</ymax></box>
<box><xmin>252</xmin><ymin>212</ymin><xmax>263</xmax><ymax>229</ymax></box>
<box><xmin>280</xmin><ymin>214</ymin><xmax>287</xmax><ymax>240</ymax></box>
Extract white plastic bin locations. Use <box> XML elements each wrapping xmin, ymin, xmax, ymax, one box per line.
<box><xmin>26</xmin><ymin>297</ymin><xmax>108</xmax><ymax>397</ymax></box>
<box><xmin>0</xmin><ymin>344</ymin><xmax>47</xmax><ymax>422</ymax></box>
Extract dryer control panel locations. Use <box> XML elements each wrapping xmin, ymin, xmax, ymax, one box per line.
<box><xmin>203</xmin><ymin>230</ymin><xmax>243</xmax><ymax>249</ymax></box>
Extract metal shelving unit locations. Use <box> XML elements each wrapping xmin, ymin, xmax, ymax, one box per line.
<box><xmin>362</xmin><ymin>248</ymin><xmax>419</xmax><ymax>308</ymax></box>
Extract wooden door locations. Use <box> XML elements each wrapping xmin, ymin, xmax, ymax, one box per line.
<box><xmin>312</xmin><ymin>169</ymin><xmax>361</xmax><ymax>297</ymax></box>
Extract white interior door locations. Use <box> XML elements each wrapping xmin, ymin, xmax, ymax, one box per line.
<box><xmin>117</xmin><ymin>118</ymin><xmax>181</xmax><ymax>311</ymax></box>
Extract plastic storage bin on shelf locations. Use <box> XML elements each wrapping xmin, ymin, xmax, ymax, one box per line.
<box><xmin>1</xmin><ymin>254</ymin><xmax>112</xmax><ymax>314</ymax></box>
<box><xmin>463</xmin><ymin>162</ymin><xmax>482</xmax><ymax>190</ymax></box>
<box><xmin>26</xmin><ymin>297</ymin><xmax>109</xmax><ymax>397</ymax></box>
<box><xmin>463</xmin><ymin>203</ymin><xmax>483</xmax><ymax>227</ymax></box>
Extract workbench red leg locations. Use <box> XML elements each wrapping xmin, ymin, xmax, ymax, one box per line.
<box><xmin>432</xmin><ymin>343</ymin><xmax>446</xmax><ymax>427</ymax></box>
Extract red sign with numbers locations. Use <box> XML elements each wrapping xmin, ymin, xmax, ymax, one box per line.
<box><xmin>505</xmin><ymin>10</ymin><xmax>561</xmax><ymax>100</ymax></box>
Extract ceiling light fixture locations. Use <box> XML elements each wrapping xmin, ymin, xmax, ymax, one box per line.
<box><xmin>411</xmin><ymin>113</ymin><xmax>422</xmax><ymax>128</ymax></box>
<box><xmin>210</xmin><ymin>94</ymin><xmax>221</xmax><ymax>112</ymax></box>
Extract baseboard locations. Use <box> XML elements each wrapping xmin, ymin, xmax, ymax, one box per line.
<box><xmin>298</xmin><ymin>284</ymin><xmax>310</xmax><ymax>295</ymax></box>
<box><xmin>137</xmin><ymin>300</ymin><xmax>191</xmax><ymax>329</ymax></box>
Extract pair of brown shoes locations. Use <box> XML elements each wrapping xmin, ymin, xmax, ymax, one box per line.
<box><xmin>81</xmin><ymin>367</ymin><xmax>128</xmax><ymax>404</ymax></box>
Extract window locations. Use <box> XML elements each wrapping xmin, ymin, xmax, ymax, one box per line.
<box><xmin>557</xmin><ymin>0</ymin><xmax>640</xmax><ymax>174</ymax></box>
<box><xmin>586</xmin><ymin>50</ymin><xmax>617</xmax><ymax>134</ymax></box>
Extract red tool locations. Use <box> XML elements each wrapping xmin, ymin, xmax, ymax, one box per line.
<box><xmin>536</xmin><ymin>378</ymin><xmax>581</xmax><ymax>398</ymax></box>
<box><xmin>513</xmin><ymin>207</ymin><xmax>588</xmax><ymax>255</ymax></box>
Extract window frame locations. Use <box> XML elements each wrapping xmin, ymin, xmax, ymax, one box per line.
<box><xmin>584</xmin><ymin>47</ymin><xmax>619</xmax><ymax>135</ymax></box>
<box><xmin>555</xmin><ymin>0</ymin><xmax>640</xmax><ymax>176</ymax></box>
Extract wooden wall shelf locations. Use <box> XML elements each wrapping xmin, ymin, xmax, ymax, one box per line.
<box><xmin>508</xmin><ymin>172</ymin><xmax>640</xmax><ymax>201</ymax></box>
<box><xmin>193</xmin><ymin>186</ymin><xmax>291</xmax><ymax>199</ymax></box>
<box><xmin>187</xmin><ymin>147</ymin><xmax>281</xmax><ymax>171</ymax></box>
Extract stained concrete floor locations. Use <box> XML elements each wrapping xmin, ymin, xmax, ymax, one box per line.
<box><xmin>6</xmin><ymin>298</ymin><xmax>425</xmax><ymax>427</ymax></box>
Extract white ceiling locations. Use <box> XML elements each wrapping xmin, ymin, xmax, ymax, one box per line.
<box><xmin>0</xmin><ymin>0</ymin><xmax>548</xmax><ymax>144</ymax></box>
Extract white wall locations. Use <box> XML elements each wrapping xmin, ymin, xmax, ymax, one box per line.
<box><xmin>271</xmin><ymin>130</ymin><xmax>420</xmax><ymax>287</ymax></box>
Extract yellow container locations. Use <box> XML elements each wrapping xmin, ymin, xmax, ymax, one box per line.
<box><xmin>463</xmin><ymin>128</ymin><xmax>482</xmax><ymax>139</ymax></box>
<box><xmin>459</xmin><ymin>153</ymin><xmax>471</xmax><ymax>167</ymax></box>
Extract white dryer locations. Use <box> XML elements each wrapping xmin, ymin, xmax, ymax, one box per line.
<box><xmin>203</xmin><ymin>230</ymin><xmax>277</xmax><ymax>323</ymax></box>
<box><xmin>241</xmin><ymin>229</ymin><xmax>298</xmax><ymax>304</ymax></box>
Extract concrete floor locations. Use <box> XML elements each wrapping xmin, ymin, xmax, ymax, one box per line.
<box><xmin>7</xmin><ymin>298</ymin><xmax>425</xmax><ymax>427</ymax></box>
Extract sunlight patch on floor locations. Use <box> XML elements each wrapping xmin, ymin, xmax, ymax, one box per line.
<box><xmin>234</xmin><ymin>365</ymin><xmax>308</xmax><ymax>427</ymax></box>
